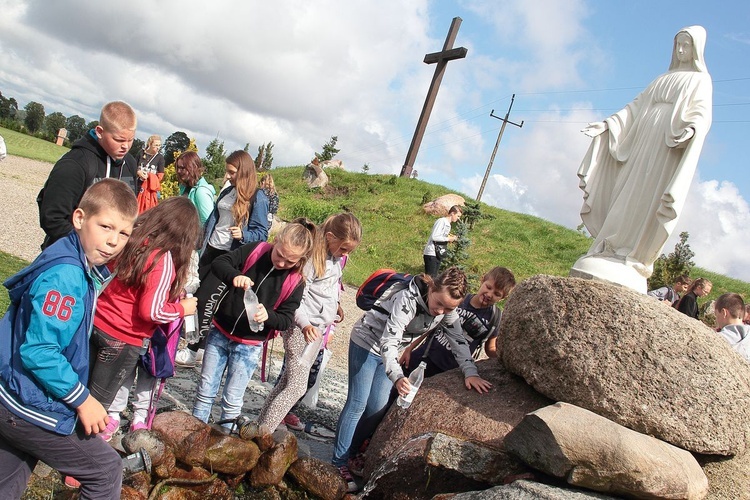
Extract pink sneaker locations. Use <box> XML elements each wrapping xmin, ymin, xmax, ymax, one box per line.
<box><xmin>99</xmin><ymin>418</ymin><xmax>120</xmax><ymax>442</ymax></box>
<box><xmin>283</xmin><ymin>412</ymin><xmax>305</xmax><ymax>431</ymax></box>
<box><xmin>130</xmin><ymin>422</ymin><xmax>149</xmax><ymax>432</ymax></box>
<box><xmin>338</xmin><ymin>465</ymin><xmax>358</xmax><ymax>493</ymax></box>
<box><xmin>64</xmin><ymin>476</ymin><xmax>81</xmax><ymax>488</ymax></box>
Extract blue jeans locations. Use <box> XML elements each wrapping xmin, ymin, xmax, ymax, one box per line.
<box><xmin>192</xmin><ymin>327</ymin><xmax>261</xmax><ymax>428</ymax></box>
<box><xmin>332</xmin><ymin>340</ymin><xmax>393</xmax><ymax>467</ymax></box>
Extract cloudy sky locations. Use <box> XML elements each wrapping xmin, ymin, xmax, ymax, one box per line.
<box><xmin>1</xmin><ymin>1</ymin><xmax>749</xmax><ymax>279</ymax></box>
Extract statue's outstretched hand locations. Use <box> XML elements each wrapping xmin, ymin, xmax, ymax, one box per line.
<box><xmin>581</xmin><ymin>121</ymin><xmax>607</xmax><ymax>138</ymax></box>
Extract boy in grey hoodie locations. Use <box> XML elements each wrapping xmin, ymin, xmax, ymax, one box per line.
<box><xmin>715</xmin><ymin>293</ymin><xmax>750</xmax><ymax>362</ymax></box>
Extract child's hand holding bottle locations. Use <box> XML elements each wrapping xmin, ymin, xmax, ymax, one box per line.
<box><xmin>180</xmin><ymin>295</ymin><xmax>198</xmax><ymax>316</ymax></box>
<box><xmin>233</xmin><ymin>275</ymin><xmax>254</xmax><ymax>289</ymax></box>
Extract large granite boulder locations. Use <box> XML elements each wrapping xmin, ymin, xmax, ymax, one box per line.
<box><xmin>303</xmin><ymin>160</ymin><xmax>328</xmax><ymax>188</ymax></box>
<box><xmin>499</xmin><ymin>275</ymin><xmax>750</xmax><ymax>456</ymax></box>
<box><xmin>361</xmin><ymin>433</ymin><xmax>489</xmax><ymax>500</ymax></box>
<box><xmin>505</xmin><ymin>402</ymin><xmax>708</xmax><ymax>499</ymax></box>
<box><xmin>365</xmin><ymin>362</ymin><xmax>552</xmax><ymax>481</ymax></box>
<box><xmin>423</xmin><ymin>194</ymin><xmax>465</xmax><ymax>216</ymax></box>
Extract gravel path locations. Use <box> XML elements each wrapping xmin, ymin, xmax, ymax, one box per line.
<box><xmin>1</xmin><ymin>155</ymin><xmax>355</xmax><ymax>461</ymax></box>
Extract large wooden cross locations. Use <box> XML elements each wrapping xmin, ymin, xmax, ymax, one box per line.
<box><xmin>399</xmin><ymin>17</ymin><xmax>468</xmax><ymax>178</ymax></box>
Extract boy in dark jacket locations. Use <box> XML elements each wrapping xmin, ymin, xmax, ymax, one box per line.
<box><xmin>38</xmin><ymin>101</ymin><xmax>138</xmax><ymax>250</ymax></box>
<box><xmin>0</xmin><ymin>179</ymin><xmax>137</xmax><ymax>499</ymax></box>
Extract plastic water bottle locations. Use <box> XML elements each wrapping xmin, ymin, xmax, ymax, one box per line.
<box><xmin>300</xmin><ymin>335</ymin><xmax>324</xmax><ymax>368</ymax></box>
<box><xmin>243</xmin><ymin>288</ymin><xmax>264</xmax><ymax>332</ymax></box>
<box><xmin>183</xmin><ymin>293</ymin><xmax>199</xmax><ymax>343</ymax></box>
<box><xmin>396</xmin><ymin>361</ymin><xmax>427</xmax><ymax>409</ymax></box>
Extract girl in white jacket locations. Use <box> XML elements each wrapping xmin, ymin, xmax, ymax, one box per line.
<box><xmin>257</xmin><ymin>213</ymin><xmax>362</xmax><ymax>431</ymax></box>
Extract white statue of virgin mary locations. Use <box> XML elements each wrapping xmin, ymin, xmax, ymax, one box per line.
<box><xmin>571</xmin><ymin>26</ymin><xmax>712</xmax><ymax>293</ymax></box>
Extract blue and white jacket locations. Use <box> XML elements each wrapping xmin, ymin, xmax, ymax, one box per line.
<box><xmin>200</xmin><ymin>185</ymin><xmax>270</xmax><ymax>255</ymax></box>
<box><xmin>0</xmin><ymin>232</ymin><xmax>109</xmax><ymax>435</ymax></box>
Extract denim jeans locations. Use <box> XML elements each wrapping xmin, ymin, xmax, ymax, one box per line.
<box><xmin>192</xmin><ymin>327</ymin><xmax>261</xmax><ymax>428</ymax></box>
<box><xmin>332</xmin><ymin>340</ymin><xmax>393</xmax><ymax>466</ymax></box>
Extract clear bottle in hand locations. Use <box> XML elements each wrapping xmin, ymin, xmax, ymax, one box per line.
<box><xmin>183</xmin><ymin>293</ymin><xmax>199</xmax><ymax>343</ymax></box>
<box><xmin>243</xmin><ymin>288</ymin><xmax>264</xmax><ymax>332</ymax></box>
<box><xmin>397</xmin><ymin>361</ymin><xmax>427</xmax><ymax>409</ymax></box>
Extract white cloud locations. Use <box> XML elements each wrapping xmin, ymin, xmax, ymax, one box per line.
<box><xmin>670</xmin><ymin>177</ymin><xmax>750</xmax><ymax>281</ymax></box>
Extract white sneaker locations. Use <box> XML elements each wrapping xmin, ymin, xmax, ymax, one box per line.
<box><xmin>175</xmin><ymin>348</ymin><xmax>203</xmax><ymax>367</ymax></box>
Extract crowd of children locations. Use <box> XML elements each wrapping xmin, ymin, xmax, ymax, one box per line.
<box><xmin>5</xmin><ymin>100</ymin><xmax>739</xmax><ymax>499</ymax></box>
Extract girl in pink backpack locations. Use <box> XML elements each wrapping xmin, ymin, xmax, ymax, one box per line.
<box><xmin>191</xmin><ymin>219</ymin><xmax>314</xmax><ymax>429</ymax></box>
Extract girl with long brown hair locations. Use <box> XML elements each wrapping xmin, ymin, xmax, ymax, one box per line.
<box><xmin>89</xmin><ymin>196</ymin><xmax>201</xmax><ymax>437</ymax></box>
<box><xmin>178</xmin><ymin>151</ymin><xmax>271</xmax><ymax>367</ymax></box>
<box><xmin>199</xmin><ymin>150</ymin><xmax>270</xmax><ymax>273</ymax></box>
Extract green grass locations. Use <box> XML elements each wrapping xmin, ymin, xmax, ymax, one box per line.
<box><xmin>1</xmin><ymin>126</ymin><xmax>69</xmax><ymax>163</ymax></box>
<box><xmin>0</xmin><ymin>251</ymin><xmax>28</xmax><ymax>316</ymax></box>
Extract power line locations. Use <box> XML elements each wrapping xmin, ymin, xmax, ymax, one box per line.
<box><xmin>343</xmin><ymin>79</ymin><xmax>750</xmax><ymax>166</ymax></box>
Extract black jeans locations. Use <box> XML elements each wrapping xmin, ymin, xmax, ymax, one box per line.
<box><xmin>89</xmin><ymin>328</ymin><xmax>142</xmax><ymax>410</ymax></box>
<box><xmin>423</xmin><ymin>254</ymin><xmax>441</xmax><ymax>278</ymax></box>
<box><xmin>0</xmin><ymin>402</ymin><xmax>122</xmax><ymax>499</ymax></box>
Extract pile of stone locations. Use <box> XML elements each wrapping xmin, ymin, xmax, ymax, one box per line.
<box><xmin>118</xmin><ymin>411</ymin><xmax>347</xmax><ymax>500</ymax></box>
<box><xmin>360</xmin><ymin>275</ymin><xmax>750</xmax><ymax>499</ymax></box>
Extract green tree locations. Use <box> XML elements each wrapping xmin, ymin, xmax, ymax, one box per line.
<box><xmin>648</xmin><ymin>231</ymin><xmax>695</xmax><ymax>290</ymax></box>
<box><xmin>86</xmin><ymin>120</ymin><xmax>99</xmax><ymax>131</ymax></box>
<box><xmin>24</xmin><ymin>101</ymin><xmax>45</xmax><ymax>133</ymax></box>
<box><xmin>164</xmin><ymin>131</ymin><xmax>191</xmax><ymax>166</ymax></box>
<box><xmin>44</xmin><ymin>111</ymin><xmax>67</xmax><ymax>139</ymax></box>
<box><xmin>315</xmin><ymin>135</ymin><xmax>339</xmax><ymax>162</ymax></box>
<box><xmin>65</xmin><ymin>114</ymin><xmax>87</xmax><ymax>143</ymax></box>
<box><xmin>461</xmin><ymin>200</ymin><xmax>495</xmax><ymax>230</ymax></box>
<box><xmin>129</xmin><ymin>138</ymin><xmax>145</xmax><ymax>158</ymax></box>
<box><xmin>202</xmin><ymin>138</ymin><xmax>227</xmax><ymax>182</ymax></box>
<box><xmin>256</xmin><ymin>142</ymin><xmax>274</xmax><ymax>171</ymax></box>
<box><xmin>440</xmin><ymin>220</ymin><xmax>471</xmax><ymax>272</ymax></box>
<box><xmin>0</xmin><ymin>92</ymin><xmax>18</xmax><ymax>120</ymax></box>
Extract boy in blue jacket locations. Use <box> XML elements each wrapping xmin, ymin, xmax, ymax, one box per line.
<box><xmin>0</xmin><ymin>178</ymin><xmax>137</xmax><ymax>499</ymax></box>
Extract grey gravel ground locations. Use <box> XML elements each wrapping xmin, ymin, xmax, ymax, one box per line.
<box><xmin>0</xmin><ymin>154</ymin><xmax>355</xmax><ymax>462</ymax></box>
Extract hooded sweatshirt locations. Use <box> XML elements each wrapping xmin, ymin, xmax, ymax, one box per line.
<box><xmin>37</xmin><ymin>130</ymin><xmax>138</xmax><ymax>249</ymax></box>
<box><xmin>718</xmin><ymin>323</ymin><xmax>750</xmax><ymax>362</ymax></box>
<box><xmin>350</xmin><ymin>275</ymin><xmax>479</xmax><ymax>383</ymax></box>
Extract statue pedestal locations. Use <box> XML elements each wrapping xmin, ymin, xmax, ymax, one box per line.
<box><xmin>569</xmin><ymin>255</ymin><xmax>647</xmax><ymax>294</ymax></box>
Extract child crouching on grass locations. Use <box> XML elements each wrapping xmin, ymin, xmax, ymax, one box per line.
<box><xmin>192</xmin><ymin>219</ymin><xmax>314</xmax><ymax>428</ymax></box>
<box><xmin>0</xmin><ymin>179</ymin><xmax>137</xmax><ymax>499</ymax></box>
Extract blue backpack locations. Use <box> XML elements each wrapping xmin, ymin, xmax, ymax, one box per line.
<box><xmin>356</xmin><ymin>269</ymin><xmax>413</xmax><ymax>312</ymax></box>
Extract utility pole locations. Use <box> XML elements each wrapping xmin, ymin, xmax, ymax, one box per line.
<box><xmin>399</xmin><ymin>17</ymin><xmax>468</xmax><ymax>178</ymax></box>
<box><xmin>476</xmin><ymin>94</ymin><xmax>524</xmax><ymax>202</ymax></box>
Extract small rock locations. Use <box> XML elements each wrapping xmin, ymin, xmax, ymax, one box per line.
<box><xmin>287</xmin><ymin>456</ymin><xmax>348</xmax><ymax>500</ymax></box>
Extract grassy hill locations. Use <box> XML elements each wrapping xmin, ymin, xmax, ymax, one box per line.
<box><xmin>271</xmin><ymin>166</ymin><xmax>591</xmax><ymax>287</ymax></box>
<box><xmin>269</xmin><ymin>166</ymin><xmax>750</xmax><ymax>301</ymax></box>
<box><xmin>1</xmin><ymin>126</ymin><xmax>69</xmax><ymax>163</ymax></box>
<box><xmin>1</xmin><ymin>127</ymin><xmax>749</xmax><ymax>313</ymax></box>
